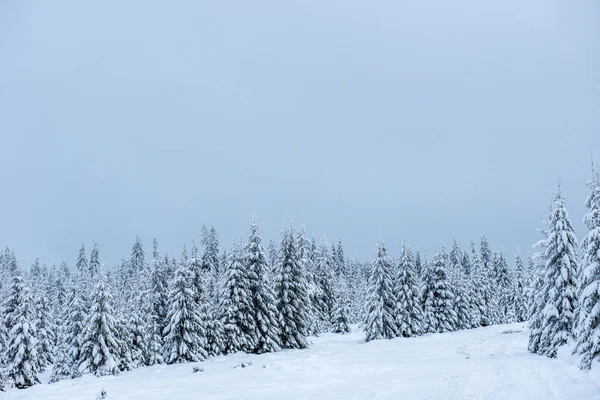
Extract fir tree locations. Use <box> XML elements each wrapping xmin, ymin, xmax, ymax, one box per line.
<box><xmin>422</xmin><ymin>248</ymin><xmax>457</xmax><ymax>333</ymax></box>
<box><xmin>221</xmin><ymin>243</ymin><xmax>256</xmax><ymax>353</ymax></box>
<box><xmin>33</xmin><ymin>291</ymin><xmax>54</xmax><ymax>371</ymax></box>
<box><xmin>314</xmin><ymin>238</ymin><xmax>336</xmax><ymax>332</ymax></box>
<box><xmin>363</xmin><ymin>242</ymin><xmax>397</xmax><ymax>341</ymax></box>
<box><xmin>331</xmin><ymin>277</ymin><xmax>352</xmax><ymax>334</ymax></box>
<box><xmin>65</xmin><ymin>275</ymin><xmax>87</xmax><ymax>377</ymax></box>
<box><xmin>79</xmin><ymin>276</ymin><xmax>121</xmax><ymax>376</ymax></box>
<box><xmin>534</xmin><ymin>185</ymin><xmax>579</xmax><ymax>358</ymax></box>
<box><xmin>89</xmin><ymin>242</ymin><xmax>101</xmax><ymax>279</ymax></box>
<box><xmin>4</xmin><ymin>274</ymin><xmax>40</xmax><ymax>389</ymax></box>
<box><xmin>514</xmin><ymin>252</ymin><xmax>528</xmax><ymax>323</ymax></box>
<box><xmin>163</xmin><ymin>247</ymin><xmax>208</xmax><ymax>363</ymax></box>
<box><xmin>245</xmin><ymin>221</ymin><xmax>281</xmax><ymax>354</ymax></box>
<box><xmin>76</xmin><ymin>243</ymin><xmax>88</xmax><ymax>275</ymax></box>
<box><xmin>575</xmin><ymin>167</ymin><xmax>600</xmax><ymax>369</ymax></box>
<box><xmin>394</xmin><ymin>242</ymin><xmax>423</xmax><ymax>337</ymax></box>
<box><xmin>146</xmin><ymin>239</ymin><xmax>168</xmax><ymax>365</ymax></box>
<box><xmin>276</xmin><ymin>228</ymin><xmax>311</xmax><ymax>349</ymax></box>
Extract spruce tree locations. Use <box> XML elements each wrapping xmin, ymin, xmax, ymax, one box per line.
<box><xmin>276</xmin><ymin>228</ymin><xmax>311</xmax><ymax>349</ymax></box>
<box><xmin>314</xmin><ymin>238</ymin><xmax>336</xmax><ymax>332</ymax></box>
<box><xmin>89</xmin><ymin>242</ymin><xmax>101</xmax><ymax>279</ymax></box>
<box><xmin>79</xmin><ymin>276</ymin><xmax>121</xmax><ymax>376</ymax></box>
<box><xmin>394</xmin><ymin>242</ymin><xmax>423</xmax><ymax>337</ymax></box>
<box><xmin>514</xmin><ymin>252</ymin><xmax>528</xmax><ymax>323</ymax></box>
<box><xmin>422</xmin><ymin>248</ymin><xmax>457</xmax><ymax>333</ymax></box>
<box><xmin>163</xmin><ymin>247</ymin><xmax>208</xmax><ymax>363</ymax></box>
<box><xmin>331</xmin><ymin>276</ymin><xmax>352</xmax><ymax>334</ymax></box>
<box><xmin>4</xmin><ymin>274</ymin><xmax>40</xmax><ymax>389</ymax></box>
<box><xmin>33</xmin><ymin>291</ymin><xmax>54</xmax><ymax>371</ymax></box>
<box><xmin>535</xmin><ymin>185</ymin><xmax>579</xmax><ymax>358</ymax></box>
<box><xmin>221</xmin><ymin>243</ymin><xmax>256</xmax><ymax>353</ymax></box>
<box><xmin>76</xmin><ymin>243</ymin><xmax>88</xmax><ymax>275</ymax></box>
<box><xmin>146</xmin><ymin>239</ymin><xmax>168</xmax><ymax>365</ymax></box>
<box><xmin>245</xmin><ymin>221</ymin><xmax>281</xmax><ymax>354</ymax></box>
<box><xmin>65</xmin><ymin>275</ymin><xmax>87</xmax><ymax>377</ymax></box>
<box><xmin>575</xmin><ymin>167</ymin><xmax>600</xmax><ymax>369</ymax></box>
<box><xmin>363</xmin><ymin>242</ymin><xmax>397</xmax><ymax>341</ymax></box>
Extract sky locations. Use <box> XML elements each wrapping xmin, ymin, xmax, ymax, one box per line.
<box><xmin>0</xmin><ymin>0</ymin><xmax>599</xmax><ymax>268</ymax></box>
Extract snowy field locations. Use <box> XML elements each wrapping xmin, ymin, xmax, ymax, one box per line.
<box><xmin>5</xmin><ymin>323</ymin><xmax>599</xmax><ymax>400</ymax></box>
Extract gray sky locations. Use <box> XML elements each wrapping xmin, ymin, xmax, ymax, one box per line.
<box><xmin>1</xmin><ymin>0</ymin><xmax>599</xmax><ymax>268</ymax></box>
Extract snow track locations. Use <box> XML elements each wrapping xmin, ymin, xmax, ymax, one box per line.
<box><xmin>5</xmin><ymin>323</ymin><xmax>599</xmax><ymax>400</ymax></box>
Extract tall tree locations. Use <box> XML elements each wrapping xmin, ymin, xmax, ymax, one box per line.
<box><xmin>163</xmin><ymin>247</ymin><xmax>207</xmax><ymax>363</ymax></box>
<box><xmin>363</xmin><ymin>242</ymin><xmax>398</xmax><ymax>341</ymax></box>
<box><xmin>314</xmin><ymin>238</ymin><xmax>336</xmax><ymax>332</ymax></box>
<box><xmin>145</xmin><ymin>239</ymin><xmax>168</xmax><ymax>365</ymax></box>
<box><xmin>394</xmin><ymin>242</ymin><xmax>423</xmax><ymax>337</ymax></box>
<box><xmin>89</xmin><ymin>242</ymin><xmax>101</xmax><ymax>279</ymax></box>
<box><xmin>576</xmin><ymin>167</ymin><xmax>600</xmax><ymax>369</ymax></box>
<box><xmin>514</xmin><ymin>252</ymin><xmax>528</xmax><ymax>323</ymax></box>
<box><xmin>422</xmin><ymin>248</ymin><xmax>457</xmax><ymax>333</ymax></box>
<box><xmin>276</xmin><ymin>228</ymin><xmax>311</xmax><ymax>349</ymax></box>
<box><xmin>245</xmin><ymin>220</ymin><xmax>281</xmax><ymax>353</ymax></box>
<box><xmin>221</xmin><ymin>243</ymin><xmax>256</xmax><ymax>353</ymax></box>
<box><xmin>4</xmin><ymin>273</ymin><xmax>40</xmax><ymax>389</ymax></box>
<box><xmin>79</xmin><ymin>276</ymin><xmax>121</xmax><ymax>376</ymax></box>
<box><xmin>533</xmin><ymin>185</ymin><xmax>579</xmax><ymax>358</ymax></box>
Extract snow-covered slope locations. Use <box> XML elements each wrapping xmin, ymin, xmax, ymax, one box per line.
<box><xmin>5</xmin><ymin>323</ymin><xmax>598</xmax><ymax>400</ymax></box>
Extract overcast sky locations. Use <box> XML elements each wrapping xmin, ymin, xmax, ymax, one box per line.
<box><xmin>1</xmin><ymin>0</ymin><xmax>598</xmax><ymax>268</ymax></box>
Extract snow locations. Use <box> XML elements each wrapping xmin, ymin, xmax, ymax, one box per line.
<box><xmin>5</xmin><ymin>323</ymin><xmax>599</xmax><ymax>400</ymax></box>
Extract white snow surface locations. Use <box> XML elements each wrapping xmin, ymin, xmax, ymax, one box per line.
<box><xmin>5</xmin><ymin>323</ymin><xmax>599</xmax><ymax>400</ymax></box>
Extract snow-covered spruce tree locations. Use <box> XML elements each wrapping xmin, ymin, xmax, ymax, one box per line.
<box><xmin>453</xmin><ymin>274</ymin><xmax>473</xmax><ymax>331</ymax></box>
<box><xmin>493</xmin><ymin>252</ymin><xmax>515</xmax><ymax>323</ymax></box>
<box><xmin>535</xmin><ymin>185</ymin><xmax>579</xmax><ymax>358</ymax></box>
<box><xmin>89</xmin><ymin>242</ymin><xmax>101</xmax><ymax>279</ymax></box>
<box><xmin>64</xmin><ymin>274</ymin><xmax>88</xmax><ymax>377</ymax></box>
<box><xmin>221</xmin><ymin>243</ymin><xmax>256</xmax><ymax>354</ymax></box>
<box><xmin>331</xmin><ymin>276</ymin><xmax>352</xmax><ymax>334</ymax></box>
<box><xmin>130</xmin><ymin>236</ymin><xmax>145</xmax><ymax>276</ymax></box>
<box><xmin>298</xmin><ymin>231</ymin><xmax>318</xmax><ymax>336</ymax></box>
<box><xmin>461</xmin><ymin>249</ymin><xmax>472</xmax><ymax>277</ymax></box>
<box><xmin>334</xmin><ymin>240</ymin><xmax>346</xmax><ymax>278</ymax></box>
<box><xmin>394</xmin><ymin>242</ymin><xmax>423</xmax><ymax>337</ymax></box>
<box><xmin>477</xmin><ymin>237</ymin><xmax>497</xmax><ymax>326</ymax></box>
<box><xmin>33</xmin><ymin>290</ymin><xmax>53</xmax><ymax>371</ymax></box>
<box><xmin>514</xmin><ymin>252</ymin><xmax>528</xmax><ymax>323</ymax></box>
<box><xmin>276</xmin><ymin>228</ymin><xmax>311</xmax><ymax>349</ymax></box>
<box><xmin>245</xmin><ymin>220</ymin><xmax>281</xmax><ymax>354</ymax></box>
<box><xmin>163</xmin><ymin>247</ymin><xmax>208</xmax><ymax>363</ymax></box>
<box><xmin>414</xmin><ymin>251</ymin><xmax>423</xmax><ymax>278</ymax></box>
<box><xmin>4</xmin><ymin>273</ymin><xmax>40</xmax><ymax>389</ymax></box>
<box><xmin>126</xmin><ymin>308</ymin><xmax>148</xmax><ymax>368</ymax></box>
<box><xmin>363</xmin><ymin>242</ymin><xmax>397</xmax><ymax>342</ymax></box>
<box><xmin>76</xmin><ymin>243</ymin><xmax>88</xmax><ymax>276</ymax></box>
<box><xmin>314</xmin><ymin>238</ymin><xmax>336</xmax><ymax>333</ymax></box>
<box><xmin>422</xmin><ymin>248</ymin><xmax>457</xmax><ymax>333</ymax></box>
<box><xmin>145</xmin><ymin>238</ymin><xmax>168</xmax><ymax>365</ymax></box>
<box><xmin>575</xmin><ymin>167</ymin><xmax>600</xmax><ymax>369</ymax></box>
<box><xmin>79</xmin><ymin>275</ymin><xmax>121</xmax><ymax>376</ymax></box>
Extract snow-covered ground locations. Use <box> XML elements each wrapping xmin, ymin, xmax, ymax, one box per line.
<box><xmin>5</xmin><ymin>323</ymin><xmax>599</xmax><ymax>400</ymax></box>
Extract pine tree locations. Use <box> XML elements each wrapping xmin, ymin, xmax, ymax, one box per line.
<box><xmin>422</xmin><ymin>248</ymin><xmax>457</xmax><ymax>333</ymax></box>
<box><xmin>163</xmin><ymin>247</ymin><xmax>208</xmax><ymax>363</ymax></box>
<box><xmin>493</xmin><ymin>252</ymin><xmax>515</xmax><ymax>323</ymax></box>
<box><xmin>146</xmin><ymin>239</ymin><xmax>167</xmax><ymax>365</ymax></box>
<box><xmin>363</xmin><ymin>242</ymin><xmax>397</xmax><ymax>341</ymax></box>
<box><xmin>514</xmin><ymin>252</ymin><xmax>528</xmax><ymax>323</ymax></box>
<box><xmin>89</xmin><ymin>242</ymin><xmax>101</xmax><ymax>279</ymax></box>
<box><xmin>575</xmin><ymin>167</ymin><xmax>600</xmax><ymax>369</ymax></box>
<box><xmin>245</xmin><ymin>221</ymin><xmax>281</xmax><ymax>354</ymax></box>
<box><xmin>79</xmin><ymin>276</ymin><xmax>121</xmax><ymax>376</ymax></box>
<box><xmin>276</xmin><ymin>228</ymin><xmax>311</xmax><ymax>349</ymax></box>
<box><xmin>65</xmin><ymin>275</ymin><xmax>87</xmax><ymax>377</ymax></box>
<box><xmin>76</xmin><ymin>243</ymin><xmax>88</xmax><ymax>275</ymax></box>
<box><xmin>314</xmin><ymin>238</ymin><xmax>336</xmax><ymax>333</ymax></box>
<box><xmin>4</xmin><ymin>273</ymin><xmax>40</xmax><ymax>389</ymax></box>
<box><xmin>335</xmin><ymin>240</ymin><xmax>346</xmax><ymax>277</ymax></box>
<box><xmin>331</xmin><ymin>276</ymin><xmax>352</xmax><ymax>334</ymax></box>
<box><xmin>221</xmin><ymin>243</ymin><xmax>256</xmax><ymax>353</ymax></box>
<box><xmin>534</xmin><ymin>185</ymin><xmax>579</xmax><ymax>358</ymax></box>
<box><xmin>394</xmin><ymin>242</ymin><xmax>423</xmax><ymax>337</ymax></box>
<box><xmin>33</xmin><ymin>290</ymin><xmax>54</xmax><ymax>371</ymax></box>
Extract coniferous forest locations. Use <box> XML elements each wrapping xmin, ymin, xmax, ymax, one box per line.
<box><xmin>1</xmin><ymin>168</ymin><xmax>600</xmax><ymax>390</ymax></box>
